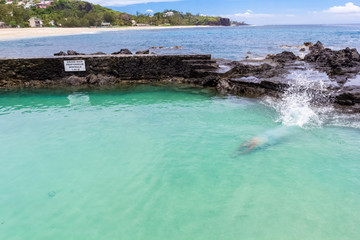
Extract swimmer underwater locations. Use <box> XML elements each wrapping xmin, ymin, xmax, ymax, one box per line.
<box><xmin>231</xmin><ymin>126</ymin><xmax>297</xmax><ymax>157</ymax></box>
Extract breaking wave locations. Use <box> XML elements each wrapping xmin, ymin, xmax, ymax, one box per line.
<box><xmin>263</xmin><ymin>69</ymin><xmax>360</xmax><ymax>129</ymax></box>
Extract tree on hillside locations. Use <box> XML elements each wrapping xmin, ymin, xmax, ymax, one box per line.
<box><xmin>0</xmin><ymin>0</ymin><xmax>235</xmax><ymax>27</ymax></box>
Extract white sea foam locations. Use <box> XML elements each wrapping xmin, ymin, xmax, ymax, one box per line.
<box><xmin>263</xmin><ymin>69</ymin><xmax>360</xmax><ymax>129</ymax></box>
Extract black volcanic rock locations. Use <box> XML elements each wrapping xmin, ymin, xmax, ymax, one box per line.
<box><xmin>309</xmin><ymin>41</ymin><xmax>324</xmax><ymax>53</ymax></box>
<box><xmin>112</xmin><ymin>49</ymin><xmax>133</xmax><ymax>55</ymax></box>
<box><xmin>55</xmin><ymin>51</ymin><xmax>105</xmax><ymax>56</ymax></box>
<box><xmin>54</xmin><ymin>51</ymin><xmax>67</xmax><ymax>56</ymax></box>
<box><xmin>67</xmin><ymin>50</ymin><xmax>85</xmax><ymax>55</ymax></box>
<box><xmin>305</xmin><ymin>42</ymin><xmax>360</xmax><ymax>71</ymax></box>
<box><xmin>304</xmin><ymin>42</ymin><xmax>360</xmax><ymax>76</ymax></box>
<box><xmin>136</xmin><ymin>50</ymin><xmax>150</xmax><ymax>54</ymax></box>
<box><xmin>219</xmin><ymin>18</ymin><xmax>231</xmax><ymax>26</ymax></box>
<box><xmin>304</xmin><ymin>42</ymin><xmax>314</xmax><ymax>47</ymax></box>
<box><xmin>89</xmin><ymin>51</ymin><xmax>107</xmax><ymax>55</ymax></box>
<box><xmin>266</xmin><ymin>51</ymin><xmax>299</xmax><ymax>64</ymax></box>
<box><xmin>335</xmin><ymin>92</ymin><xmax>356</xmax><ymax>106</ymax></box>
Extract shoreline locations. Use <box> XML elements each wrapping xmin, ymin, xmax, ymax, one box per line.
<box><xmin>0</xmin><ymin>26</ymin><xmax>216</xmax><ymax>41</ymax></box>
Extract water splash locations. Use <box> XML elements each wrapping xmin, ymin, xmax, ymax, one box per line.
<box><xmin>263</xmin><ymin>69</ymin><xmax>334</xmax><ymax>128</ymax></box>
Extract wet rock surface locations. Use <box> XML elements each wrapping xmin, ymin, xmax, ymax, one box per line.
<box><xmin>305</xmin><ymin>41</ymin><xmax>360</xmax><ymax>76</ymax></box>
<box><xmin>213</xmin><ymin>43</ymin><xmax>360</xmax><ymax>112</ymax></box>
<box><xmin>300</xmin><ymin>41</ymin><xmax>360</xmax><ymax>109</ymax></box>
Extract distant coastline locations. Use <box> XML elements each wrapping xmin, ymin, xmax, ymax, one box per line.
<box><xmin>0</xmin><ymin>1</ymin><xmax>235</xmax><ymax>28</ymax></box>
<box><xmin>0</xmin><ymin>25</ymin><xmax>219</xmax><ymax>41</ymax></box>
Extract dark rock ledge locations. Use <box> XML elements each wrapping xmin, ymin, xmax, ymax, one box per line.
<box><xmin>1</xmin><ymin>42</ymin><xmax>360</xmax><ymax>112</ymax></box>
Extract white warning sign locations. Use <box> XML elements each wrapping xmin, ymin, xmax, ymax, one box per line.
<box><xmin>64</xmin><ymin>60</ymin><xmax>86</xmax><ymax>72</ymax></box>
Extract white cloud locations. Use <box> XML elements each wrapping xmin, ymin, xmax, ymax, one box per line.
<box><xmin>324</xmin><ymin>2</ymin><xmax>360</xmax><ymax>14</ymax></box>
<box><xmin>222</xmin><ymin>4</ymin><xmax>360</xmax><ymax>25</ymax></box>
<box><xmin>234</xmin><ymin>10</ymin><xmax>273</xmax><ymax>18</ymax></box>
<box><xmin>146</xmin><ymin>9</ymin><xmax>154</xmax><ymax>13</ymax></box>
<box><xmin>90</xmin><ymin>0</ymin><xmax>180</xmax><ymax>7</ymax></box>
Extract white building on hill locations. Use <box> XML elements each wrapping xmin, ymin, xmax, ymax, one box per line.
<box><xmin>28</xmin><ymin>17</ymin><xmax>43</xmax><ymax>27</ymax></box>
<box><xmin>163</xmin><ymin>12</ymin><xmax>174</xmax><ymax>17</ymax></box>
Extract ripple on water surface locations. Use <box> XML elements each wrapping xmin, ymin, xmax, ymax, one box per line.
<box><xmin>0</xmin><ymin>85</ymin><xmax>360</xmax><ymax>240</ymax></box>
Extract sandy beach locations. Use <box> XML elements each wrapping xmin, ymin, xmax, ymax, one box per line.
<box><xmin>0</xmin><ymin>26</ymin><xmax>212</xmax><ymax>41</ymax></box>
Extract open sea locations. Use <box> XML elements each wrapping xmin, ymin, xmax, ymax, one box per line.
<box><xmin>2</xmin><ymin>25</ymin><xmax>360</xmax><ymax>59</ymax></box>
<box><xmin>1</xmin><ymin>25</ymin><xmax>360</xmax><ymax>239</ymax></box>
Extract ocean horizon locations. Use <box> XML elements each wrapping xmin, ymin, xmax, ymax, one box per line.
<box><xmin>2</xmin><ymin>24</ymin><xmax>360</xmax><ymax>60</ymax></box>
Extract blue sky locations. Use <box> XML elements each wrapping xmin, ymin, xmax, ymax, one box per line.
<box><xmin>88</xmin><ymin>0</ymin><xmax>360</xmax><ymax>24</ymax></box>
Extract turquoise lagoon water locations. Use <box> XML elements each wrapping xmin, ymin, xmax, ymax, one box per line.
<box><xmin>1</xmin><ymin>85</ymin><xmax>360</xmax><ymax>239</ymax></box>
<box><xmin>1</xmin><ymin>25</ymin><xmax>360</xmax><ymax>239</ymax></box>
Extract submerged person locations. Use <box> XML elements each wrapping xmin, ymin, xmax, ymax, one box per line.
<box><xmin>232</xmin><ymin>126</ymin><xmax>297</xmax><ymax>157</ymax></box>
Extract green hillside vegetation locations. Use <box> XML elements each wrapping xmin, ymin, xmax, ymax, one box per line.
<box><xmin>0</xmin><ymin>0</ymin><xmax>133</xmax><ymax>27</ymax></box>
<box><xmin>136</xmin><ymin>11</ymin><xmax>229</xmax><ymax>26</ymax></box>
<box><xmin>0</xmin><ymin>0</ymin><xmax>232</xmax><ymax>27</ymax></box>
<box><xmin>0</xmin><ymin>1</ymin><xmax>30</xmax><ymax>27</ymax></box>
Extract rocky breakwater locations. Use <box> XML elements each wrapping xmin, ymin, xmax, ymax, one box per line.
<box><xmin>1</xmin><ymin>43</ymin><xmax>360</xmax><ymax>112</ymax></box>
<box><xmin>216</xmin><ymin>42</ymin><xmax>360</xmax><ymax>112</ymax></box>
<box><xmin>0</xmin><ymin>52</ymin><xmax>215</xmax><ymax>87</ymax></box>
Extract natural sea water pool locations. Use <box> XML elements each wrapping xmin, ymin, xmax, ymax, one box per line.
<box><xmin>1</xmin><ymin>85</ymin><xmax>360</xmax><ymax>239</ymax></box>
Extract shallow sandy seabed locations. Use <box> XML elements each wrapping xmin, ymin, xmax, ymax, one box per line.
<box><xmin>0</xmin><ymin>26</ymin><xmax>214</xmax><ymax>41</ymax></box>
